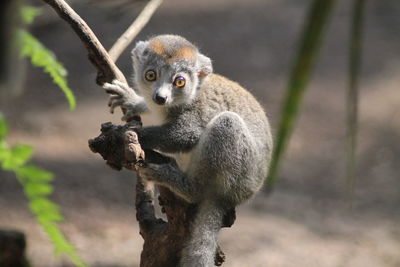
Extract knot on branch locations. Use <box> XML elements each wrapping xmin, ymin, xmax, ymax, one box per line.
<box><xmin>88</xmin><ymin>120</ymin><xmax>144</xmax><ymax>171</ymax></box>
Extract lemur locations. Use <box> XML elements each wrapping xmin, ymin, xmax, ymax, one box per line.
<box><xmin>103</xmin><ymin>34</ymin><xmax>272</xmax><ymax>267</ymax></box>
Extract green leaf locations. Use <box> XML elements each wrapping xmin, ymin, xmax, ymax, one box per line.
<box><xmin>2</xmin><ymin>144</ymin><xmax>33</xmax><ymax>170</ymax></box>
<box><xmin>42</xmin><ymin>223</ymin><xmax>75</xmax><ymax>254</ymax></box>
<box><xmin>29</xmin><ymin>197</ymin><xmax>60</xmax><ymax>215</ymax></box>
<box><xmin>0</xmin><ymin>118</ymin><xmax>86</xmax><ymax>266</ymax></box>
<box><xmin>18</xmin><ymin>30</ymin><xmax>76</xmax><ymax>110</ymax></box>
<box><xmin>37</xmin><ymin>211</ymin><xmax>63</xmax><ymax>223</ymax></box>
<box><xmin>0</xmin><ymin>113</ymin><xmax>8</xmax><ymax>140</ymax></box>
<box><xmin>0</xmin><ymin>142</ymin><xmax>10</xmax><ymax>162</ymax></box>
<box><xmin>346</xmin><ymin>0</ymin><xmax>365</xmax><ymax>194</ymax></box>
<box><xmin>21</xmin><ymin>6</ymin><xmax>42</xmax><ymax>24</ymax></box>
<box><xmin>267</xmin><ymin>0</ymin><xmax>337</xmax><ymax>186</ymax></box>
<box><xmin>23</xmin><ymin>180</ymin><xmax>87</xmax><ymax>266</ymax></box>
<box><xmin>18</xmin><ymin>165</ymin><xmax>54</xmax><ymax>183</ymax></box>
<box><xmin>39</xmin><ymin>222</ymin><xmax>87</xmax><ymax>267</ymax></box>
<box><xmin>24</xmin><ymin>182</ymin><xmax>53</xmax><ymax>197</ymax></box>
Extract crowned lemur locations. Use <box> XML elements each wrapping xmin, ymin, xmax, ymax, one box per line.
<box><xmin>103</xmin><ymin>35</ymin><xmax>272</xmax><ymax>267</ymax></box>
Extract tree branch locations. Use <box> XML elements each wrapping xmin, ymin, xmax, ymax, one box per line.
<box><xmin>43</xmin><ymin>0</ymin><xmax>126</xmax><ymax>85</ymax></box>
<box><xmin>88</xmin><ymin>121</ymin><xmax>162</xmax><ymax>236</ymax></box>
<box><xmin>43</xmin><ymin>0</ymin><xmax>161</xmax><ymax>235</ymax></box>
<box><xmin>108</xmin><ymin>0</ymin><xmax>164</xmax><ymax>62</ymax></box>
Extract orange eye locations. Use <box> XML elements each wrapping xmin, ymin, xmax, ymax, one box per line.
<box><xmin>145</xmin><ymin>70</ymin><xmax>156</xmax><ymax>81</ymax></box>
<box><xmin>173</xmin><ymin>76</ymin><xmax>186</xmax><ymax>88</ymax></box>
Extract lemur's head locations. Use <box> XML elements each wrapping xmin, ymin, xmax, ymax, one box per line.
<box><xmin>131</xmin><ymin>35</ymin><xmax>213</xmax><ymax>106</ymax></box>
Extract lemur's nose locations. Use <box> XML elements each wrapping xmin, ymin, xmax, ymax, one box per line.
<box><xmin>154</xmin><ymin>94</ymin><xmax>167</xmax><ymax>105</ymax></box>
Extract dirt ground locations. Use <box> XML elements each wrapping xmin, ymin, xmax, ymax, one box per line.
<box><xmin>1</xmin><ymin>0</ymin><xmax>399</xmax><ymax>266</ymax></box>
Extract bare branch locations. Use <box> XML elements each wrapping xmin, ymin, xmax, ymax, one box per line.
<box><xmin>44</xmin><ymin>0</ymin><xmax>161</xmax><ymax>236</ymax></box>
<box><xmin>88</xmin><ymin>121</ymin><xmax>161</xmax><ymax>234</ymax></box>
<box><xmin>43</xmin><ymin>0</ymin><xmax>126</xmax><ymax>85</ymax></box>
<box><xmin>109</xmin><ymin>0</ymin><xmax>164</xmax><ymax>62</ymax></box>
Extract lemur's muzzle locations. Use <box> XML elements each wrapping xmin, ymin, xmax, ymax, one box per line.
<box><xmin>154</xmin><ymin>94</ymin><xmax>167</xmax><ymax>105</ymax></box>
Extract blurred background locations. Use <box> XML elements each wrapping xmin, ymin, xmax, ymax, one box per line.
<box><xmin>1</xmin><ymin>0</ymin><xmax>399</xmax><ymax>266</ymax></box>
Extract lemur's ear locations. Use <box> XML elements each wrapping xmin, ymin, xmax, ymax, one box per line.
<box><xmin>197</xmin><ymin>53</ymin><xmax>213</xmax><ymax>79</ymax></box>
<box><xmin>131</xmin><ymin>41</ymin><xmax>149</xmax><ymax>62</ymax></box>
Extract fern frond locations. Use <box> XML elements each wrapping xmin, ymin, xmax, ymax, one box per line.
<box><xmin>18</xmin><ymin>30</ymin><xmax>76</xmax><ymax>110</ymax></box>
<box><xmin>21</xmin><ymin>6</ymin><xmax>42</xmax><ymax>24</ymax></box>
<box><xmin>0</xmin><ymin>113</ymin><xmax>86</xmax><ymax>267</ymax></box>
<box><xmin>0</xmin><ymin>113</ymin><xmax>8</xmax><ymax>140</ymax></box>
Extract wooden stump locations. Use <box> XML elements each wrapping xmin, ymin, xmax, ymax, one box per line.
<box><xmin>0</xmin><ymin>229</ymin><xmax>29</xmax><ymax>267</ymax></box>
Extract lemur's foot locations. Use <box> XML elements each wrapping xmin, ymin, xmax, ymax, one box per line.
<box><xmin>138</xmin><ymin>163</ymin><xmax>164</xmax><ymax>182</ymax></box>
<box><xmin>137</xmin><ymin>163</ymin><xmax>167</xmax><ymax>183</ymax></box>
<box><xmin>138</xmin><ymin>162</ymin><xmax>184</xmax><ymax>186</ymax></box>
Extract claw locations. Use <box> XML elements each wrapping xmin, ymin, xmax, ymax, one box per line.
<box><xmin>108</xmin><ymin>95</ymin><xmax>121</xmax><ymax>107</ymax></box>
<box><xmin>109</xmin><ymin>99</ymin><xmax>124</xmax><ymax>113</ymax></box>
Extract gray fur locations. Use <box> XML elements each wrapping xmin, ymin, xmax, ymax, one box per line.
<box><xmin>105</xmin><ymin>34</ymin><xmax>272</xmax><ymax>267</ymax></box>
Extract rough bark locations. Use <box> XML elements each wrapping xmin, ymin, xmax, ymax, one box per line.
<box><xmin>43</xmin><ymin>0</ymin><xmax>127</xmax><ymax>85</ymax></box>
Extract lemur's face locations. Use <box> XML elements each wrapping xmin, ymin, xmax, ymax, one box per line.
<box><xmin>132</xmin><ymin>35</ymin><xmax>212</xmax><ymax>106</ymax></box>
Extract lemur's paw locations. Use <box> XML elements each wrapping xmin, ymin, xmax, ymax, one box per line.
<box><xmin>103</xmin><ymin>80</ymin><xmax>141</xmax><ymax>120</ymax></box>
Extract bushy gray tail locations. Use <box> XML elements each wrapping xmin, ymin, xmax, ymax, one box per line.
<box><xmin>180</xmin><ymin>199</ymin><xmax>225</xmax><ymax>267</ymax></box>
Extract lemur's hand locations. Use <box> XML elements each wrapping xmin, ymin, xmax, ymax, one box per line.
<box><xmin>103</xmin><ymin>80</ymin><xmax>144</xmax><ymax>121</ymax></box>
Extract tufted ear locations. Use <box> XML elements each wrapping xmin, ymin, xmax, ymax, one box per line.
<box><xmin>197</xmin><ymin>53</ymin><xmax>213</xmax><ymax>79</ymax></box>
<box><xmin>131</xmin><ymin>41</ymin><xmax>149</xmax><ymax>62</ymax></box>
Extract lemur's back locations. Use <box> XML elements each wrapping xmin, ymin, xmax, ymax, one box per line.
<box><xmin>197</xmin><ymin>74</ymin><xmax>271</xmax><ymax>149</ymax></box>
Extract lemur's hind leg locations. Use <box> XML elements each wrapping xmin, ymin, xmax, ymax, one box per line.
<box><xmin>180</xmin><ymin>111</ymin><xmax>258</xmax><ymax>267</ymax></box>
<box><xmin>187</xmin><ymin>111</ymin><xmax>259</xmax><ymax>204</ymax></box>
<box><xmin>138</xmin><ymin>111</ymin><xmax>258</xmax><ymax>204</ymax></box>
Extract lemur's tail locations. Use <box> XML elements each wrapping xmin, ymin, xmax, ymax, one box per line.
<box><xmin>180</xmin><ymin>199</ymin><xmax>225</xmax><ymax>267</ymax></box>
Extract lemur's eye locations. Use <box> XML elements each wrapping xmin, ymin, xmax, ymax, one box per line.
<box><xmin>173</xmin><ymin>76</ymin><xmax>186</xmax><ymax>88</ymax></box>
<box><xmin>145</xmin><ymin>70</ymin><xmax>157</xmax><ymax>81</ymax></box>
